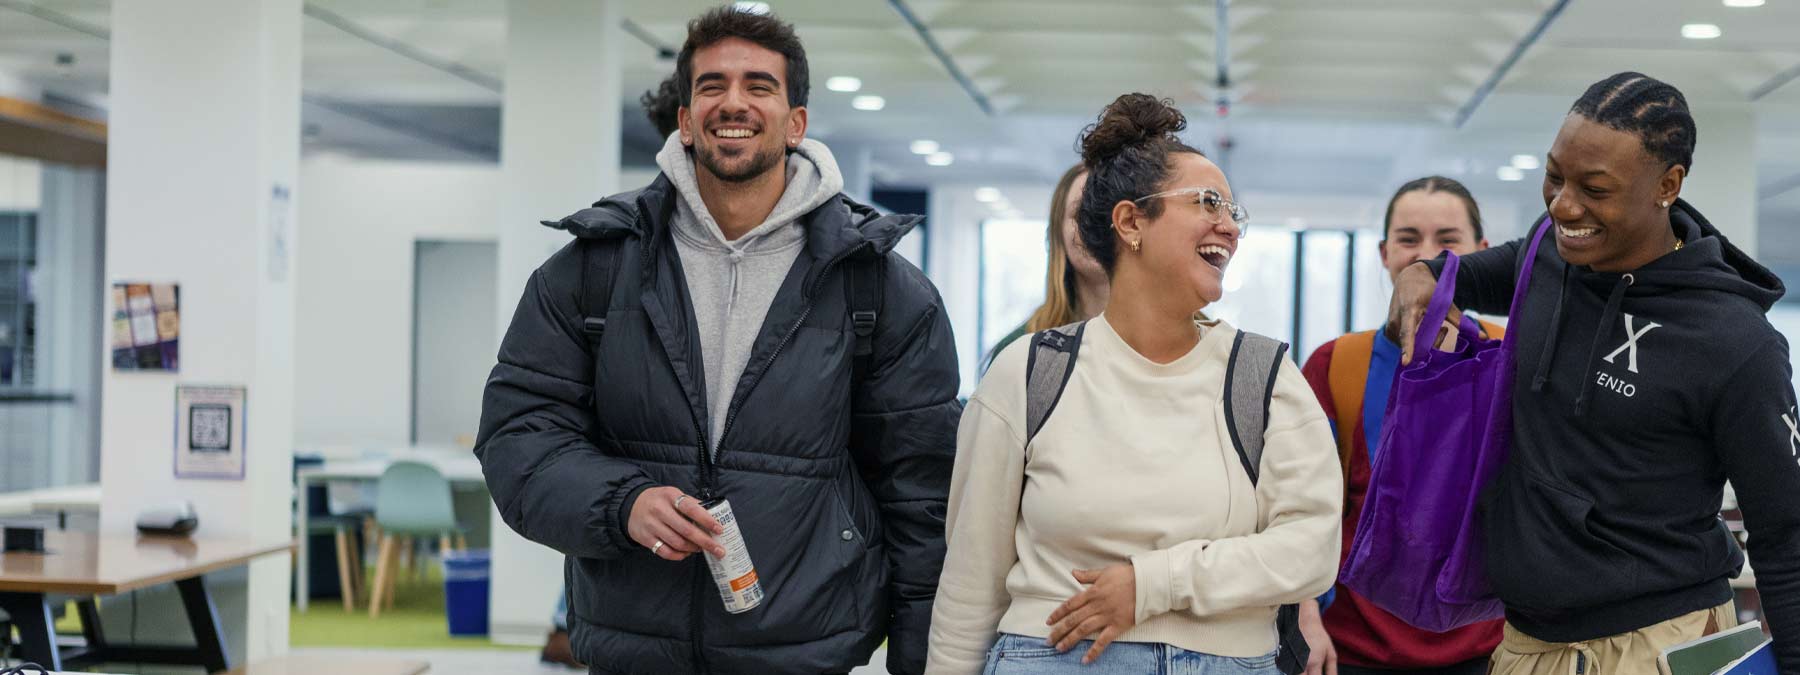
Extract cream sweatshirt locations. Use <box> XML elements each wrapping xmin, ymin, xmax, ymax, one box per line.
<box><xmin>926</xmin><ymin>315</ymin><xmax>1342</xmax><ymax>673</ymax></box>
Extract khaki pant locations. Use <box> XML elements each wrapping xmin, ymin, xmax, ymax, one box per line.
<box><xmin>1488</xmin><ymin>603</ymin><xmax>1736</xmax><ymax>675</ymax></box>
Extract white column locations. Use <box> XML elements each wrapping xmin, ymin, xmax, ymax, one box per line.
<box><xmin>835</xmin><ymin>140</ymin><xmax>874</xmax><ymax>203</ymax></box>
<box><xmin>100</xmin><ymin>0</ymin><xmax>301</xmax><ymax>662</ymax></box>
<box><xmin>489</xmin><ymin>0</ymin><xmax>624</xmax><ymax>645</ymax></box>
<box><xmin>1685</xmin><ymin>106</ymin><xmax>1758</xmax><ymax>256</ymax></box>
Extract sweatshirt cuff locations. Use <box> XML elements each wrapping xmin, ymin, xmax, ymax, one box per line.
<box><xmin>1419</xmin><ymin>255</ymin><xmax>1447</xmax><ymax>279</ymax></box>
<box><xmin>1130</xmin><ymin>549</ymin><xmax>1176</xmax><ymax>624</ymax></box>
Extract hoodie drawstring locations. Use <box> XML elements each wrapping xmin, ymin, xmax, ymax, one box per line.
<box><xmin>725</xmin><ymin>248</ymin><xmax>744</xmax><ymax>317</ymax></box>
<box><xmin>1531</xmin><ymin>266</ymin><xmax>1574</xmax><ymax>393</ymax></box>
<box><xmin>1574</xmin><ymin>274</ymin><xmax>1632</xmax><ymax>416</ymax></box>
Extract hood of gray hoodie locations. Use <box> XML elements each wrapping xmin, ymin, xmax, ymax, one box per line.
<box><xmin>655</xmin><ymin>133</ymin><xmax>845</xmax><ymax>453</ymax></box>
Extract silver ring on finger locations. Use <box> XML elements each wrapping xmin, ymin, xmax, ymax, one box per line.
<box><xmin>652</xmin><ymin>540</ymin><xmax>665</xmax><ymax>555</ymax></box>
<box><xmin>674</xmin><ymin>495</ymin><xmax>690</xmax><ymax>510</ymax></box>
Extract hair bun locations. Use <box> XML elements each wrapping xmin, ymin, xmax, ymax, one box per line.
<box><xmin>1079</xmin><ymin>93</ymin><xmax>1188</xmax><ymax>166</ymax></box>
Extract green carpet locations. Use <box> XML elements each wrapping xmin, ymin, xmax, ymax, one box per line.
<box><xmin>289</xmin><ymin>563</ymin><xmax>534</xmax><ymax>651</ymax></box>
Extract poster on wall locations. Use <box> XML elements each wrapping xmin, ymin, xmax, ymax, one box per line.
<box><xmin>174</xmin><ymin>384</ymin><xmax>246</xmax><ymax>480</ymax></box>
<box><xmin>111</xmin><ymin>282</ymin><xmax>180</xmax><ymax>371</ymax></box>
<box><xmin>269</xmin><ymin>184</ymin><xmax>291</xmax><ymax>283</ymax></box>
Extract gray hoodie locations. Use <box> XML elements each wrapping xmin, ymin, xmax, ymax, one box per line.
<box><xmin>655</xmin><ymin>133</ymin><xmax>844</xmax><ymax>454</ymax></box>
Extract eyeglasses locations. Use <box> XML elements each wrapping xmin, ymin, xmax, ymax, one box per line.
<box><xmin>1133</xmin><ymin>187</ymin><xmax>1250</xmax><ymax>232</ymax></box>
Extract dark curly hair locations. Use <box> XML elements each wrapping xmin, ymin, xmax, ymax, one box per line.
<box><xmin>1075</xmin><ymin>93</ymin><xmax>1204</xmax><ymax>273</ymax></box>
<box><xmin>676</xmin><ymin>6</ymin><xmax>809</xmax><ymax>109</ymax></box>
<box><xmin>641</xmin><ymin>74</ymin><xmax>682</xmax><ymax>138</ymax></box>
<box><xmin>1568</xmin><ymin>72</ymin><xmax>1696</xmax><ymax>172</ymax></box>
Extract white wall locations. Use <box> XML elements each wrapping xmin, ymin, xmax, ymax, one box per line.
<box><xmin>294</xmin><ymin>156</ymin><xmax>498</xmax><ymax>447</ymax></box>
<box><xmin>412</xmin><ymin>240</ymin><xmax>498</xmax><ymax>446</ymax></box>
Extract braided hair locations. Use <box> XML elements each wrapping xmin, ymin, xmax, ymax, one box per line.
<box><xmin>1568</xmin><ymin>72</ymin><xmax>1696</xmax><ymax>172</ymax></box>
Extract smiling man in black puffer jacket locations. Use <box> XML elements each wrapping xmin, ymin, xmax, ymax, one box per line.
<box><xmin>474</xmin><ymin>7</ymin><xmax>960</xmax><ymax>674</ymax></box>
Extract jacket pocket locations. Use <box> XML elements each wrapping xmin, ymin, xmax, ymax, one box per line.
<box><xmin>1484</xmin><ymin>473</ymin><xmax>1640</xmax><ymax>611</ymax></box>
<box><xmin>703</xmin><ymin>476</ymin><xmax>866</xmax><ymax>647</ymax></box>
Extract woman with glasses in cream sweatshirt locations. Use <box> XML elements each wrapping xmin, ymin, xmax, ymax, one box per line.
<box><xmin>927</xmin><ymin>94</ymin><xmax>1341</xmax><ymax>675</ymax></box>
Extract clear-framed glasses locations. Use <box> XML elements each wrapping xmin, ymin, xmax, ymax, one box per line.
<box><xmin>1133</xmin><ymin>187</ymin><xmax>1250</xmax><ymax>232</ymax></box>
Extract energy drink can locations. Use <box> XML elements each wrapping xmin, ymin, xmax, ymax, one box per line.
<box><xmin>701</xmin><ymin>498</ymin><xmax>762</xmax><ymax>613</ymax></box>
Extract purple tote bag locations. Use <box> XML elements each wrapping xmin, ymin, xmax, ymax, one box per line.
<box><xmin>1338</xmin><ymin>219</ymin><xmax>1551</xmax><ymax>633</ymax></box>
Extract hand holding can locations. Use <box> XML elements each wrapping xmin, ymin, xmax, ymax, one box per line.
<box><xmin>701</xmin><ymin>498</ymin><xmax>763</xmax><ymax>613</ymax></box>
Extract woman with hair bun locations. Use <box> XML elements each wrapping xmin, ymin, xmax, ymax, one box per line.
<box><xmin>928</xmin><ymin>93</ymin><xmax>1342</xmax><ymax>674</ymax></box>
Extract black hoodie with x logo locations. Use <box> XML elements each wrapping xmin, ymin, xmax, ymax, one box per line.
<box><xmin>1425</xmin><ymin>200</ymin><xmax>1799</xmax><ymax>670</ymax></box>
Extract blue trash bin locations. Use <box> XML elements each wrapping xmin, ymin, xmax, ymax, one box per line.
<box><xmin>442</xmin><ymin>549</ymin><xmax>491</xmax><ymax>636</ymax></box>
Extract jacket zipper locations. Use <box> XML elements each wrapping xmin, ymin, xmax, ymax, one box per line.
<box><xmin>708</xmin><ymin>244</ymin><xmax>868</xmax><ymax>472</ymax></box>
<box><xmin>684</xmin><ymin>243</ymin><xmax>868</xmax><ymax>673</ymax></box>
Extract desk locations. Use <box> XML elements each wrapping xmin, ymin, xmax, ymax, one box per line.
<box><xmin>293</xmin><ymin>452</ymin><xmax>484</xmax><ymax>612</ymax></box>
<box><xmin>0</xmin><ymin>531</ymin><xmax>290</xmax><ymax>672</ymax></box>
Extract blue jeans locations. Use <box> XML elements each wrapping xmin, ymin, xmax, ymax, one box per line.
<box><xmin>982</xmin><ymin>633</ymin><xmax>1282</xmax><ymax>675</ymax></box>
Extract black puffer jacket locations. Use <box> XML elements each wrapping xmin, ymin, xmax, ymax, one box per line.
<box><xmin>475</xmin><ymin>175</ymin><xmax>961</xmax><ymax>674</ymax></box>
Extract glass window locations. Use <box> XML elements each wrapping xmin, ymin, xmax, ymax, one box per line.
<box><xmin>978</xmin><ymin>218</ymin><xmax>1049</xmax><ymax>366</ymax></box>
<box><xmin>0</xmin><ymin>155</ymin><xmax>104</xmax><ymax>491</ymax></box>
<box><xmin>0</xmin><ymin>157</ymin><xmax>39</xmax><ymax>388</ymax></box>
<box><xmin>1351</xmin><ymin>228</ymin><xmax>1390</xmax><ymax>333</ymax></box>
<box><xmin>1298</xmin><ymin>230</ymin><xmax>1350</xmax><ymax>359</ymax></box>
<box><xmin>1210</xmin><ymin>228</ymin><xmax>1296</xmax><ymax>347</ymax></box>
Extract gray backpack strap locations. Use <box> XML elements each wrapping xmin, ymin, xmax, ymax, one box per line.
<box><xmin>1221</xmin><ymin>328</ymin><xmax>1307</xmax><ymax>675</ymax></box>
<box><xmin>1223</xmin><ymin>329</ymin><xmax>1288</xmax><ymax>485</ymax></box>
<box><xmin>1023</xmin><ymin>322</ymin><xmax>1086</xmax><ymax>444</ymax></box>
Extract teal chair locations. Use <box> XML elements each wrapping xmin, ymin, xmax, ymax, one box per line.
<box><xmin>368</xmin><ymin>461</ymin><xmax>465</xmax><ymax>617</ymax></box>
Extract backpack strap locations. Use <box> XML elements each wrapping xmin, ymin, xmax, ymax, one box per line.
<box><xmin>1221</xmin><ymin>329</ymin><xmax>1308</xmax><ymax>675</ymax></box>
<box><xmin>1326</xmin><ymin>331</ymin><xmax>1377</xmax><ymax>478</ymax></box>
<box><xmin>579</xmin><ymin>238</ymin><xmax>624</xmax><ymax>348</ymax></box>
<box><xmin>845</xmin><ymin>255</ymin><xmax>885</xmax><ymax>382</ymax></box>
<box><xmin>1023</xmin><ymin>322</ymin><xmax>1085</xmax><ymax>445</ymax></box>
<box><xmin>1223</xmin><ymin>330</ymin><xmax>1289</xmax><ymax>484</ymax></box>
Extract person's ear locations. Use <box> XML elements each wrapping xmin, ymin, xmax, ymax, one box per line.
<box><xmin>1657</xmin><ymin>164</ymin><xmax>1686</xmax><ymax>209</ymax></box>
<box><xmin>678</xmin><ymin>106</ymin><xmax>694</xmax><ymax>147</ymax></box>
<box><xmin>1111</xmin><ymin>200</ymin><xmax>1142</xmax><ymax>253</ymax></box>
<box><xmin>1378</xmin><ymin>239</ymin><xmax>1392</xmax><ymax>267</ymax></box>
<box><xmin>1475</xmin><ymin>237</ymin><xmax>1490</xmax><ymax>251</ymax></box>
<box><xmin>785</xmin><ymin>106</ymin><xmax>807</xmax><ymax>148</ymax></box>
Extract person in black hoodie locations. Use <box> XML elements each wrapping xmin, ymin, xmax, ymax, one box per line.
<box><xmin>1388</xmin><ymin>72</ymin><xmax>1799</xmax><ymax>674</ymax></box>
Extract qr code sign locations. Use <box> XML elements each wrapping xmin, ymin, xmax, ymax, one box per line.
<box><xmin>190</xmin><ymin>404</ymin><xmax>232</xmax><ymax>451</ymax></box>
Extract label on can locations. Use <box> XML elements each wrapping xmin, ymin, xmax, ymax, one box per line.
<box><xmin>701</xmin><ymin>498</ymin><xmax>763</xmax><ymax>613</ymax></box>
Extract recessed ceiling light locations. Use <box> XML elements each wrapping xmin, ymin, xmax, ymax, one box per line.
<box><xmin>909</xmin><ymin>140</ymin><xmax>939</xmax><ymax>155</ymax></box>
<box><xmin>825</xmin><ymin>76</ymin><xmax>862</xmax><ymax>93</ymax></box>
<box><xmin>1681</xmin><ymin>23</ymin><xmax>1721</xmax><ymax>39</ymax></box>
<box><xmin>733</xmin><ymin>1</ymin><xmax>771</xmax><ymax>15</ymax></box>
<box><xmin>1511</xmin><ymin>154</ymin><xmax>1541</xmax><ymax>170</ymax></box>
<box><xmin>974</xmin><ymin>187</ymin><xmax>1002</xmax><ymax>202</ymax></box>
<box><xmin>1497</xmin><ymin>166</ymin><xmax>1525</xmax><ymax>182</ymax></box>
<box><xmin>1723</xmin><ymin>0</ymin><xmax>1763</xmax><ymax>7</ymax></box>
<box><xmin>851</xmin><ymin>95</ymin><xmax>886</xmax><ymax>111</ymax></box>
<box><xmin>926</xmin><ymin>152</ymin><xmax>954</xmax><ymax>167</ymax></box>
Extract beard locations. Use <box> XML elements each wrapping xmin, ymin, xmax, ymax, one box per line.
<box><xmin>695</xmin><ymin>138</ymin><xmax>785</xmax><ymax>183</ymax></box>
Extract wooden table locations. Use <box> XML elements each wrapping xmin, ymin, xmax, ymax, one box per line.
<box><xmin>0</xmin><ymin>531</ymin><xmax>291</xmax><ymax>673</ymax></box>
<box><xmin>293</xmin><ymin>451</ymin><xmax>485</xmax><ymax>612</ymax></box>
